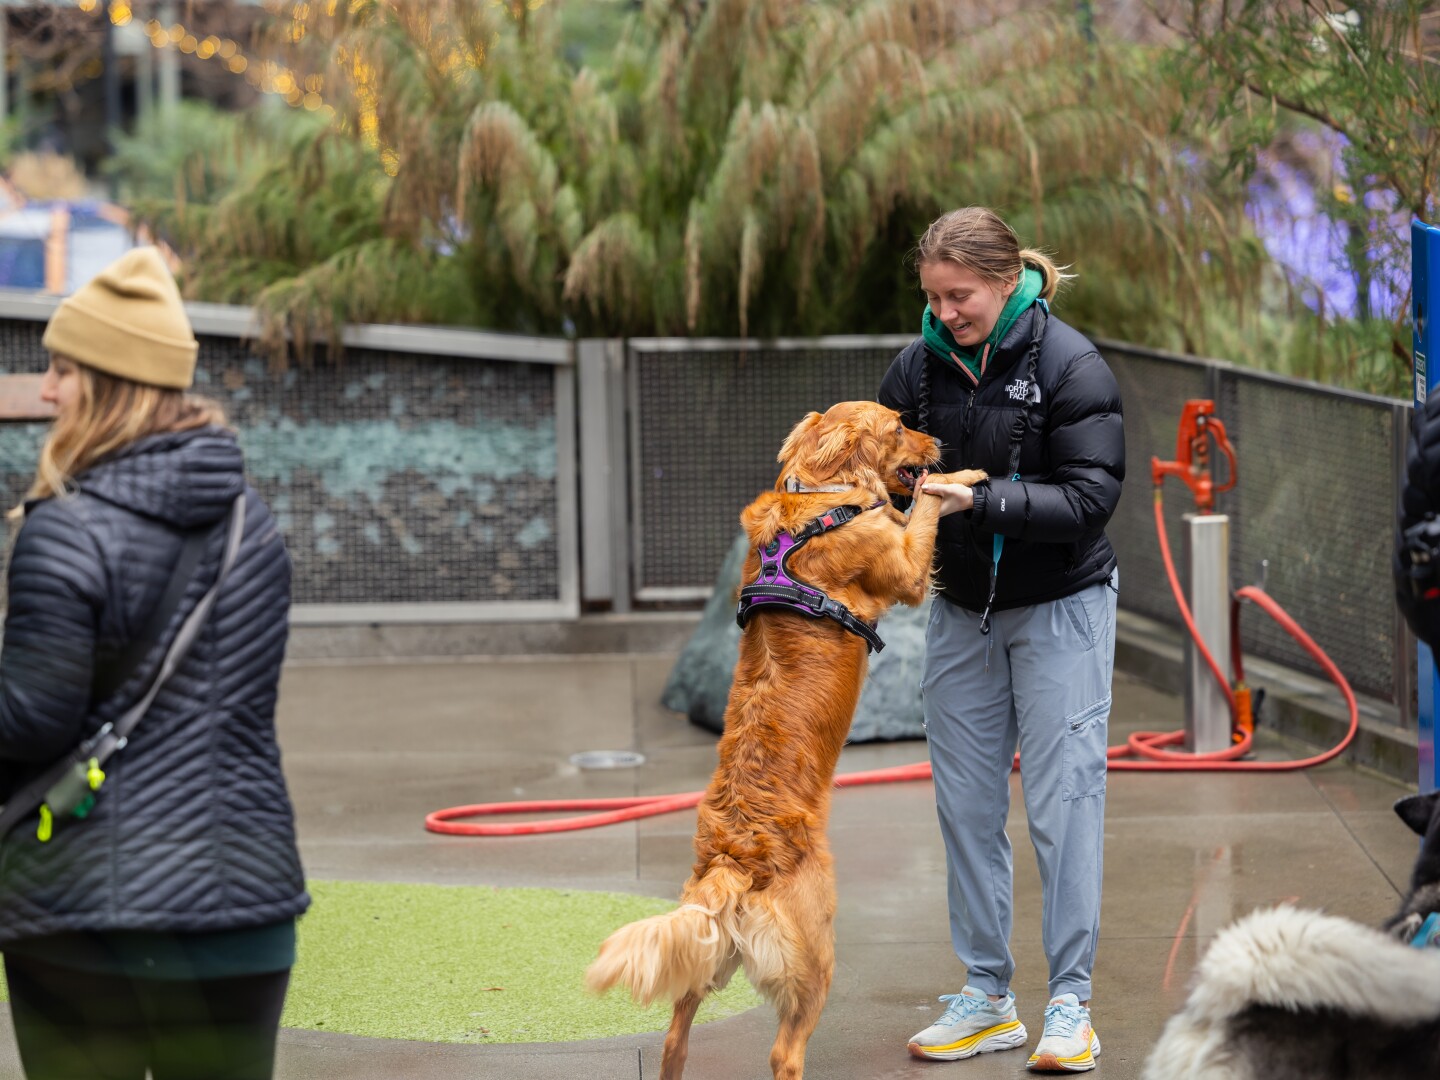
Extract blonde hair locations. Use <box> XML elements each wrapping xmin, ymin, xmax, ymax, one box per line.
<box><xmin>914</xmin><ymin>207</ymin><xmax>1073</xmax><ymax>302</ymax></box>
<box><xmin>13</xmin><ymin>359</ymin><xmax>228</xmax><ymax>518</ymax></box>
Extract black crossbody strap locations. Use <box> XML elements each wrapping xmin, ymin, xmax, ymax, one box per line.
<box><xmin>0</xmin><ymin>494</ymin><xmax>247</xmax><ymax>841</ymax></box>
<box><xmin>91</xmin><ymin>525</ymin><xmax>215</xmax><ymax>703</ymax></box>
<box><xmin>104</xmin><ymin>493</ymin><xmax>247</xmax><ymax>749</ymax></box>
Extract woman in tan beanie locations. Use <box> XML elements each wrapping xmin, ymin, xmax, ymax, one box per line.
<box><xmin>0</xmin><ymin>248</ymin><xmax>308</xmax><ymax>1080</ymax></box>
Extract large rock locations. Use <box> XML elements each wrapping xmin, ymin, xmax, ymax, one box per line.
<box><xmin>660</xmin><ymin>533</ymin><xmax>931</xmax><ymax>742</ymax></box>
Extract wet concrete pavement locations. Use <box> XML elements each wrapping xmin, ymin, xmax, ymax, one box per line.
<box><xmin>0</xmin><ymin>649</ymin><xmax>1419</xmax><ymax>1080</ymax></box>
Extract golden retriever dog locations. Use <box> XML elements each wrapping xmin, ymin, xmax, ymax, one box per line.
<box><xmin>586</xmin><ymin>400</ymin><xmax>985</xmax><ymax>1079</ymax></box>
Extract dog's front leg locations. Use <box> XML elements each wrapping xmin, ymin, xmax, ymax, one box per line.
<box><xmin>860</xmin><ymin>478</ymin><xmax>945</xmax><ymax>605</ymax></box>
<box><xmin>863</xmin><ymin>470</ymin><xmax>987</xmax><ymax>604</ymax></box>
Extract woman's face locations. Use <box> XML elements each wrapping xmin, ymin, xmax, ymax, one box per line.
<box><xmin>920</xmin><ymin>260</ymin><xmax>1015</xmax><ymax>348</ymax></box>
<box><xmin>39</xmin><ymin>354</ymin><xmax>83</xmax><ymax>417</ymax></box>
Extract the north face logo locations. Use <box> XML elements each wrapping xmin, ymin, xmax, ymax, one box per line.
<box><xmin>1006</xmin><ymin>379</ymin><xmax>1031</xmax><ymax>401</ymax></box>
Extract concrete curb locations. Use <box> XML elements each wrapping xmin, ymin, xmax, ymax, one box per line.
<box><xmin>286</xmin><ymin>611</ymin><xmax>705</xmax><ymax>662</ymax></box>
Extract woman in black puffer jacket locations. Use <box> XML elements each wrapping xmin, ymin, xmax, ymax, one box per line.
<box><xmin>880</xmin><ymin>208</ymin><xmax>1124</xmax><ymax>1072</ymax></box>
<box><xmin>0</xmin><ymin>248</ymin><xmax>307</xmax><ymax>1080</ymax></box>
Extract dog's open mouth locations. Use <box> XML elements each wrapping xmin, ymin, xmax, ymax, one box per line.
<box><xmin>896</xmin><ymin>465</ymin><xmax>926</xmax><ymax>490</ymax></box>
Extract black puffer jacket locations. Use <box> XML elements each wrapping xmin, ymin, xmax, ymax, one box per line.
<box><xmin>0</xmin><ymin>426</ymin><xmax>307</xmax><ymax>945</ymax></box>
<box><xmin>1396</xmin><ymin>392</ymin><xmax>1440</xmax><ymax>648</ymax></box>
<box><xmin>879</xmin><ymin>305</ymin><xmax>1125</xmax><ymax>611</ymax></box>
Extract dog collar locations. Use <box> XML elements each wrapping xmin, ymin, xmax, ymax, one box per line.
<box><xmin>1410</xmin><ymin>911</ymin><xmax>1440</xmax><ymax>949</ymax></box>
<box><xmin>784</xmin><ymin>477</ymin><xmax>852</xmax><ymax>493</ymax></box>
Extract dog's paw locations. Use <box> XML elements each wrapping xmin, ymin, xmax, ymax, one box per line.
<box><xmin>931</xmin><ymin>469</ymin><xmax>988</xmax><ymax>487</ymax></box>
<box><xmin>1386</xmin><ymin>911</ymin><xmax>1423</xmax><ymax>940</ymax></box>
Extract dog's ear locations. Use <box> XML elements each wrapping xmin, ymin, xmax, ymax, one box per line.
<box><xmin>809</xmin><ymin>421</ymin><xmax>860</xmax><ymax>477</ymax></box>
<box><xmin>778</xmin><ymin>412</ymin><xmax>824</xmax><ymax>466</ymax></box>
<box><xmin>1394</xmin><ymin>790</ymin><xmax>1440</xmax><ymax>837</ymax></box>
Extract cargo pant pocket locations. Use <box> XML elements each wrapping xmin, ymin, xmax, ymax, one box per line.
<box><xmin>1061</xmin><ymin>695</ymin><xmax>1110</xmax><ymax>801</ymax></box>
<box><xmin>1060</xmin><ymin>587</ymin><xmax>1104</xmax><ymax>651</ymax></box>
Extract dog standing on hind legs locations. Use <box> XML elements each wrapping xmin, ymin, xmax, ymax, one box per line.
<box><xmin>586</xmin><ymin>400</ymin><xmax>984</xmax><ymax>1080</ymax></box>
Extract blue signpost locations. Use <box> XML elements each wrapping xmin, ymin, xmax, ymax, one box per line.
<box><xmin>1414</xmin><ymin>218</ymin><xmax>1440</xmax><ymax>794</ymax></box>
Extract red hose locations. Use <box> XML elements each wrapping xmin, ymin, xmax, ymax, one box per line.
<box><xmin>427</xmin><ymin>793</ymin><xmax>707</xmax><ymax>836</ymax></box>
<box><xmin>426</xmin><ymin>487</ymin><xmax>1360</xmax><ymax>835</ymax></box>
<box><xmin>1105</xmin><ymin>491</ymin><xmax>1359</xmax><ymax>772</ymax></box>
<box><xmin>425</xmin><ymin>765</ymin><xmax>935</xmax><ymax>836</ymax></box>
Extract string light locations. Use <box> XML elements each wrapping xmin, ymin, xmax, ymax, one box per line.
<box><xmin>76</xmin><ymin>1</ymin><xmax>132</xmax><ymax>25</ymax></box>
<box><xmin>119</xmin><ymin>6</ymin><xmax>336</xmax><ymax>119</ymax></box>
<box><xmin>75</xmin><ymin>2</ymin><xmax>451</xmax><ymax>169</ymax></box>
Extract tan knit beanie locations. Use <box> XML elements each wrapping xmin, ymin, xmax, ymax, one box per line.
<box><xmin>41</xmin><ymin>246</ymin><xmax>198</xmax><ymax>389</ymax></box>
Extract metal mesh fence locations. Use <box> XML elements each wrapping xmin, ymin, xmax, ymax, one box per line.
<box><xmin>1103</xmin><ymin>343</ymin><xmax>1404</xmax><ymax>703</ymax></box>
<box><xmin>0</xmin><ymin>317</ymin><xmax>563</xmax><ymax>606</ymax></box>
<box><xmin>630</xmin><ymin>337</ymin><xmax>1408</xmax><ymax>707</ymax></box>
<box><xmin>628</xmin><ymin>340</ymin><xmax>906</xmax><ymax>591</ymax></box>
<box><xmin>1220</xmin><ymin>371</ymin><xmax>1398</xmax><ymax>700</ymax></box>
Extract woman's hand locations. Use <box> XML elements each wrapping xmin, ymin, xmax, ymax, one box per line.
<box><xmin>920</xmin><ymin>479</ymin><xmax>976</xmax><ymax>517</ymax></box>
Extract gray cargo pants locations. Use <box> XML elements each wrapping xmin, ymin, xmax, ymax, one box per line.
<box><xmin>922</xmin><ymin>568</ymin><xmax>1117</xmax><ymax>1002</ymax></box>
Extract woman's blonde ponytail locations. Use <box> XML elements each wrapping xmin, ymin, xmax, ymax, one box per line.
<box><xmin>1017</xmin><ymin>248</ymin><xmax>1074</xmax><ymax>303</ymax></box>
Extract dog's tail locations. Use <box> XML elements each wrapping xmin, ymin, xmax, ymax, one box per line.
<box><xmin>585</xmin><ymin>861</ymin><xmax>751</xmax><ymax>1006</ymax></box>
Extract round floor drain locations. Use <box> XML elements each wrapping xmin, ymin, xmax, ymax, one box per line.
<box><xmin>569</xmin><ymin>750</ymin><xmax>646</xmax><ymax>769</ymax></box>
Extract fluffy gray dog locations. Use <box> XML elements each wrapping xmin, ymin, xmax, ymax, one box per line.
<box><xmin>1143</xmin><ymin>790</ymin><xmax>1440</xmax><ymax>1080</ymax></box>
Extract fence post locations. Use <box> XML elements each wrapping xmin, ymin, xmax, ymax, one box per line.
<box><xmin>576</xmin><ymin>339</ymin><xmax>632</xmax><ymax>612</ymax></box>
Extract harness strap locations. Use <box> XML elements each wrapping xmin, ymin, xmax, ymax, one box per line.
<box><xmin>736</xmin><ymin>584</ymin><xmax>886</xmax><ymax>652</ymax></box>
<box><xmin>829</xmin><ymin>606</ymin><xmax>886</xmax><ymax>652</ymax></box>
<box><xmin>793</xmin><ymin>503</ymin><xmax>866</xmax><ymax>540</ymax></box>
<box><xmin>738</xmin><ymin>582</ymin><xmax>823</xmax><ymax>608</ymax></box>
<box><xmin>735</xmin><ymin>501</ymin><xmax>888</xmax><ymax>653</ymax></box>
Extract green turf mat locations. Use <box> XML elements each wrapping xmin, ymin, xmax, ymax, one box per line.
<box><xmin>0</xmin><ymin>881</ymin><xmax>763</xmax><ymax>1043</ymax></box>
<box><xmin>285</xmin><ymin>880</ymin><xmax>760</xmax><ymax>1043</ymax></box>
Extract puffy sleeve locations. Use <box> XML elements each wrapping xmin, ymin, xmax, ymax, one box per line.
<box><xmin>0</xmin><ymin>500</ymin><xmax>106</xmax><ymax>763</ymax></box>
<box><xmin>972</xmin><ymin>349</ymin><xmax>1125</xmax><ymax>541</ymax></box>
<box><xmin>1396</xmin><ymin>394</ymin><xmax>1440</xmax><ymax>647</ymax></box>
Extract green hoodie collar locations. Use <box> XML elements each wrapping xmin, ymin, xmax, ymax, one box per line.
<box><xmin>921</xmin><ymin>266</ymin><xmax>1044</xmax><ymax>383</ymax></box>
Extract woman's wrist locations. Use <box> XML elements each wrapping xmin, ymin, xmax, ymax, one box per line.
<box><xmin>919</xmin><ymin>482</ymin><xmax>976</xmax><ymax>516</ymax></box>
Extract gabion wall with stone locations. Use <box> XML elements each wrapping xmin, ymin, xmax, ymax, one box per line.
<box><xmin>0</xmin><ymin>317</ymin><xmax>563</xmax><ymax>607</ymax></box>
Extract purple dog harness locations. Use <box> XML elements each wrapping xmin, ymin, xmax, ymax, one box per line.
<box><xmin>735</xmin><ymin>502</ymin><xmax>887</xmax><ymax>653</ymax></box>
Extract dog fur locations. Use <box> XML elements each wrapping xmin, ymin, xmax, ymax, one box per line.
<box><xmin>585</xmin><ymin>400</ymin><xmax>983</xmax><ymax>1080</ymax></box>
<box><xmin>1143</xmin><ymin>790</ymin><xmax>1440</xmax><ymax>1080</ymax></box>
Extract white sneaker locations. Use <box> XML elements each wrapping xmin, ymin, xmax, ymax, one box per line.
<box><xmin>907</xmin><ymin>985</ymin><xmax>1028</xmax><ymax>1061</ymax></box>
<box><xmin>1026</xmin><ymin>993</ymin><xmax>1100</xmax><ymax>1072</ymax></box>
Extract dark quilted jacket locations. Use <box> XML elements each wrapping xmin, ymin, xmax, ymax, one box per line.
<box><xmin>0</xmin><ymin>426</ymin><xmax>308</xmax><ymax>945</ymax></box>
<box><xmin>878</xmin><ymin>306</ymin><xmax>1125</xmax><ymax>611</ymax></box>
<box><xmin>1397</xmin><ymin>392</ymin><xmax>1440</xmax><ymax>649</ymax></box>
